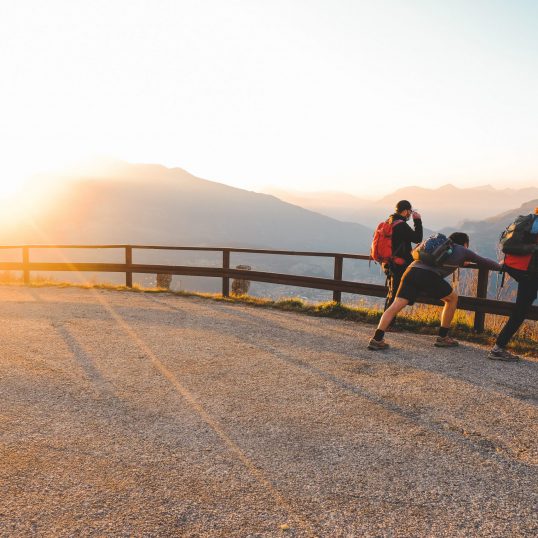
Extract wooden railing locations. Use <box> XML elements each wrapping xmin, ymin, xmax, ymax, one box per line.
<box><xmin>1</xmin><ymin>244</ymin><xmax>536</xmax><ymax>332</ymax></box>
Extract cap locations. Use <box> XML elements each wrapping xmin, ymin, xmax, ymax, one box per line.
<box><xmin>396</xmin><ymin>200</ymin><xmax>412</xmax><ymax>212</ymax></box>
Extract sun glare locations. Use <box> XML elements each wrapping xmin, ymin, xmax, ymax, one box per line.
<box><xmin>0</xmin><ymin>180</ymin><xmax>24</xmax><ymax>201</ymax></box>
<box><xmin>0</xmin><ymin>151</ymin><xmax>80</xmax><ymax>213</ymax></box>
<box><xmin>0</xmin><ymin>163</ymin><xmax>29</xmax><ymax>199</ymax></box>
<box><xmin>0</xmin><ymin>162</ymin><xmax>44</xmax><ymax>226</ymax></box>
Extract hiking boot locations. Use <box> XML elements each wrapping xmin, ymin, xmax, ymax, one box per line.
<box><xmin>434</xmin><ymin>336</ymin><xmax>459</xmax><ymax>347</ymax></box>
<box><xmin>367</xmin><ymin>338</ymin><xmax>389</xmax><ymax>351</ymax></box>
<box><xmin>487</xmin><ymin>347</ymin><xmax>521</xmax><ymax>362</ymax></box>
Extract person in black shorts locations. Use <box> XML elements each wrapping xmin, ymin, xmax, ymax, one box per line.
<box><xmin>367</xmin><ymin>232</ymin><xmax>502</xmax><ymax>350</ymax></box>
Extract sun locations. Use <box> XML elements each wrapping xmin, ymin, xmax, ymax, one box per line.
<box><xmin>0</xmin><ymin>164</ymin><xmax>39</xmax><ymax>229</ymax></box>
<box><xmin>0</xmin><ymin>164</ymin><xmax>29</xmax><ymax>200</ymax></box>
<box><xmin>0</xmin><ymin>179</ymin><xmax>25</xmax><ymax>201</ymax></box>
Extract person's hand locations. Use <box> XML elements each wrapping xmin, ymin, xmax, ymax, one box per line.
<box><xmin>412</xmin><ymin>211</ymin><xmax>421</xmax><ymax>220</ymax></box>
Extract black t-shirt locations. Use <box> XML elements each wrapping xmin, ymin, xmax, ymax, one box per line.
<box><xmin>389</xmin><ymin>213</ymin><xmax>423</xmax><ymax>265</ymax></box>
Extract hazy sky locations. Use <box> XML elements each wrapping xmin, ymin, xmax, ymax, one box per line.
<box><xmin>1</xmin><ymin>0</ymin><xmax>537</xmax><ymax>197</ymax></box>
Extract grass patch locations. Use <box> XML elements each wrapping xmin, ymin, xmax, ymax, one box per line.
<box><xmin>169</xmin><ymin>292</ymin><xmax>538</xmax><ymax>357</ymax></box>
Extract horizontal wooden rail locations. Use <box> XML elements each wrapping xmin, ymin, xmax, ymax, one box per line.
<box><xmin>0</xmin><ymin>244</ymin><xmax>371</xmax><ymax>260</ymax></box>
<box><xmin>0</xmin><ymin>245</ymin><xmax>536</xmax><ymax>329</ymax></box>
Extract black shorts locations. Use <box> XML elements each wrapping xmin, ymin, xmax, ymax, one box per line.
<box><xmin>396</xmin><ymin>267</ymin><xmax>453</xmax><ymax>306</ymax></box>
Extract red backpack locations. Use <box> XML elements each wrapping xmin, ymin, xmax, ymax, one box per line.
<box><xmin>370</xmin><ymin>219</ymin><xmax>405</xmax><ymax>265</ymax></box>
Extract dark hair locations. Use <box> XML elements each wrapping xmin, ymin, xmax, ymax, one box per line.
<box><xmin>395</xmin><ymin>200</ymin><xmax>412</xmax><ymax>213</ymax></box>
<box><xmin>449</xmin><ymin>232</ymin><xmax>469</xmax><ymax>246</ymax></box>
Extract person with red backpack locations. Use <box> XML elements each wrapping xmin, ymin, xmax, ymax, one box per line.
<box><xmin>488</xmin><ymin>207</ymin><xmax>538</xmax><ymax>361</ymax></box>
<box><xmin>371</xmin><ymin>200</ymin><xmax>423</xmax><ymax>312</ymax></box>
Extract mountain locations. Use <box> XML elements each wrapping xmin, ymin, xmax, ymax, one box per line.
<box><xmin>265</xmin><ymin>184</ymin><xmax>538</xmax><ymax>231</ymax></box>
<box><xmin>263</xmin><ymin>188</ymin><xmax>371</xmax><ymax>224</ymax></box>
<box><xmin>377</xmin><ymin>185</ymin><xmax>538</xmax><ymax>229</ymax></box>
<box><xmin>441</xmin><ymin>199</ymin><xmax>538</xmax><ymax>259</ymax></box>
<box><xmin>0</xmin><ymin>161</ymin><xmax>379</xmax><ymax>296</ymax></box>
<box><xmin>6</xmin><ymin>161</ymin><xmax>372</xmax><ymax>253</ymax></box>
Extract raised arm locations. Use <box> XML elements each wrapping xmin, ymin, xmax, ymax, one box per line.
<box><xmin>398</xmin><ymin>218</ymin><xmax>423</xmax><ymax>244</ymax></box>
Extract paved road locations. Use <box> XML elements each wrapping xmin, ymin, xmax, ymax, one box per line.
<box><xmin>0</xmin><ymin>286</ymin><xmax>536</xmax><ymax>537</ymax></box>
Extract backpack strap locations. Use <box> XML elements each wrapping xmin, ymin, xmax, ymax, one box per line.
<box><xmin>495</xmin><ymin>265</ymin><xmax>506</xmax><ymax>300</ymax></box>
<box><xmin>390</xmin><ymin>219</ymin><xmax>405</xmax><ymax>258</ymax></box>
<box><xmin>383</xmin><ymin>273</ymin><xmax>390</xmax><ymax>310</ymax></box>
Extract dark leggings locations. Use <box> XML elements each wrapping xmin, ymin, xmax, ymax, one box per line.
<box><xmin>384</xmin><ymin>264</ymin><xmax>407</xmax><ymax>310</ymax></box>
<box><xmin>496</xmin><ymin>268</ymin><xmax>538</xmax><ymax>347</ymax></box>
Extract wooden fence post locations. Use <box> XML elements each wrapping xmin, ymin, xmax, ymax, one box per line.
<box><xmin>125</xmin><ymin>246</ymin><xmax>133</xmax><ymax>288</ymax></box>
<box><xmin>333</xmin><ymin>255</ymin><xmax>343</xmax><ymax>303</ymax></box>
<box><xmin>222</xmin><ymin>249</ymin><xmax>230</xmax><ymax>297</ymax></box>
<box><xmin>22</xmin><ymin>246</ymin><xmax>30</xmax><ymax>285</ymax></box>
<box><xmin>473</xmin><ymin>267</ymin><xmax>489</xmax><ymax>333</ymax></box>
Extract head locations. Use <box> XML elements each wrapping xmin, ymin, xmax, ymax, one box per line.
<box><xmin>534</xmin><ymin>206</ymin><xmax>538</xmax><ymax>215</ymax></box>
<box><xmin>449</xmin><ymin>232</ymin><xmax>470</xmax><ymax>248</ymax></box>
<box><xmin>395</xmin><ymin>200</ymin><xmax>413</xmax><ymax>220</ymax></box>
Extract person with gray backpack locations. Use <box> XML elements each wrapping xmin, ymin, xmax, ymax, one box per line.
<box><xmin>367</xmin><ymin>232</ymin><xmax>502</xmax><ymax>351</ymax></box>
<box><xmin>488</xmin><ymin>207</ymin><xmax>538</xmax><ymax>361</ymax></box>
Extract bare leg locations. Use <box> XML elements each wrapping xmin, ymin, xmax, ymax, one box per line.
<box><xmin>440</xmin><ymin>290</ymin><xmax>458</xmax><ymax>328</ymax></box>
<box><xmin>369</xmin><ymin>297</ymin><xmax>410</xmax><ymax>350</ymax></box>
<box><xmin>377</xmin><ymin>297</ymin><xmax>409</xmax><ymax>331</ymax></box>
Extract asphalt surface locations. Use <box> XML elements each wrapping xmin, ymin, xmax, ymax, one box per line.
<box><xmin>0</xmin><ymin>285</ymin><xmax>536</xmax><ymax>537</ymax></box>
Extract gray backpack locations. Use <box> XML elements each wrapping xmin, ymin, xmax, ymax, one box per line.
<box><xmin>500</xmin><ymin>214</ymin><xmax>537</xmax><ymax>256</ymax></box>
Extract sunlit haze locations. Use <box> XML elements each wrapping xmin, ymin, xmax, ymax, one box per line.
<box><xmin>1</xmin><ymin>0</ymin><xmax>537</xmax><ymax>198</ymax></box>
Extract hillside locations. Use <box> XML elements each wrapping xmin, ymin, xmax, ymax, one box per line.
<box><xmin>6</xmin><ymin>161</ymin><xmax>372</xmax><ymax>253</ymax></box>
<box><xmin>264</xmin><ymin>188</ymin><xmax>370</xmax><ymax>224</ymax></box>
<box><xmin>442</xmin><ymin>199</ymin><xmax>538</xmax><ymax>259</ymax></box>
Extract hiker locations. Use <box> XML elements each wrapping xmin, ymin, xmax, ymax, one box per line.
<box><xmin>379</xmin><ymin>200</ymin><xmax>423</xmax><ymax>311</ymax></box>
<box><xmin>488</xmin><ymin>207</ymin><xmax>538</xmax><ymax>361</ymax></box>
<box><xmin>367</xmin><ymin>232</ymin><xmax>501</xmax><ymax>350</ymax></box>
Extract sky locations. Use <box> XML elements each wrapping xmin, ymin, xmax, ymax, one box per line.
<box><xmin>1</xmin><ymin>0</ymin><xmax>537</xmax><ymax>198</ymax></box>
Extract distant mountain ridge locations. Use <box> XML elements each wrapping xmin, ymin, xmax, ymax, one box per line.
<box><xmin>378</xmin><ymin>184</ymin><xmax>538</xmax><ymax>229</ymax></box>
<box><xmin>265</xmin><ymin>184</ymin><xmax>538</xmax><ymax>230</ymax></box>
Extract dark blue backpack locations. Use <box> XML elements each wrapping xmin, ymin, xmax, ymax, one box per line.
<box><xmin>412</xmin><ymin>233</ymin><xmax>455</xmax><ymax>266</ymax></box>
